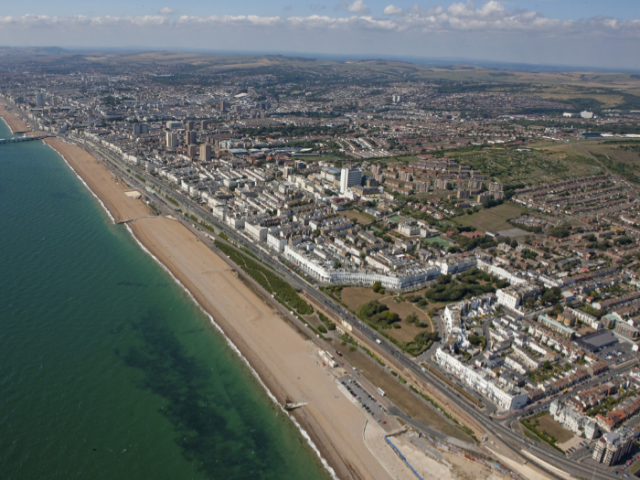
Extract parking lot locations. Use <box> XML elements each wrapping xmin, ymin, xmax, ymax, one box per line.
<box><xmin>598</xmin><ymin>340</ymin><xmax>635</xmax><ymax>365</ymax></box>
<box><xmin>339</xmin><ymin>375</ymin><xmax>387</xmax><ymax>422</ymax></box>
<box><xmin>565</xmin><ymin>439</ymin><xmax>590</xmax><ymax>457</ymax></box>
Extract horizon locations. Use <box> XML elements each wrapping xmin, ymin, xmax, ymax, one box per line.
<box><xmin>4</xmin><ymin>45</ymin><xmax>640</xmax><ymax>75</ymax></box>
<box><xmin>1</xmin><ymin>0</ymin><xmax>640</xmax><ymax>70</ymax></box>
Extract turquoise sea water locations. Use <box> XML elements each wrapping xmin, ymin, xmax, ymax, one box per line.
<box><xmin>0</xmin><ymin>120</ymin><xmax>330</xmax><ymax>480</ymax></box>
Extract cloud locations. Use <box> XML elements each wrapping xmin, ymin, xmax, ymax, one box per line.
<box><xmin>348</xmin><ymin>0</ymin><xmax>370</xmax><ymax>14</ymax></box>
<box><xmin>0</xmin><ymin>1</ymin><xmax>639</xmax><ymax>38</ymax></box>
<box><xmin>383</xmin><ymin>5</ymin><xmax>403</xmax><ymax>16</ymax></box>
<box><xmin>336</xmin><ymin>0</ymin><xmax>370</xmax><ymax>14</ymax></box>
<box><xmin>158</xmin><ymin>7</ymin><xmax>177</xmax><ymax>15</ymax></box>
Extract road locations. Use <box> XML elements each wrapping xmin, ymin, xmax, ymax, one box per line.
<box><xmin>78</xmin><ymin>137</ymin><xmax>622</xmax><ymax>480</ymax></box>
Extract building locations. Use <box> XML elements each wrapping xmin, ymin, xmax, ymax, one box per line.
<box><xmin>538</xmin><ymin>314</ymin><xmax>576</xmax><ymax>339</ymax></box>
<box><xmin>340</xmin><ymin>168</ymin><xmax>363</xmax><ymax>193</ymax></box>
<box><xmin>187</xmin><ymin>145</ymin><xmax>198</xmax><ymax>158</ymax></box>
<box><xmin>186</xmin><ymin>131</ymin><xmax>197</xmax><ymax>145</ymax></box>
<box><xmin>435</xmin><ymin>349</ymin><xmax>529</xmax><ymax>411</ymax></box>
<box><xmin>496</xmin><ymin>285</ymin><xmax>540</xmax><ymax>310</ymax></box>
<box><xmin>132</xmin><ymin>123</ymin><xmax>149</xmax><ymax>136</ymax></box>
<box><xmin>468</xmin><ymin>179</ymin><xmax>483</xmax><ymax>190</ymax></box>
<box><xmin>592</xmin><ymin>430</ymin><xmax>635</xmax><ymax>466</ymax></box>
<box><xmin>615</xmin><ymin>321</ymin><xmax>640</xmax><ymax>339</ymax></box>
<box><xmin>36</xmin><ymin>92</ymin><xmax>45</xmax><ymax>107</ymax></box>
<box><xmin>166</xmin><ymin>132</ymin><xmax>178</xmax><ymax>148</ymax></box>
<box><xmin>549</xmin><ymin>400</ymin><xmax>599</xmax><ymax>439</ymax></box>
<box><xmin>398</xmin><ymin>222</ymin><xmax>420</xmax><ymax>237</ymax></box>
<box><xmin>200</xmin><ymin>143</ymin><xmax>212</xmax><ymax>161</ymax></box>
<box><xmin>284</xmin><ymin>243</ymin><xmax>439</xmax><ymax>291</ymax></box>
<box><xmin>245</xmin><ymin>222</ymin><xmax>267</xmax><ymax>242</ymax></box>
<box><xmin>496</xmin><ymin>287</ymin><xmax>522</xmax><ymax>310</ymax></box>
<box><xmin>432</xmin><ymin>256</ymin><xmax>476</xmax><ymax>275</ymax></box>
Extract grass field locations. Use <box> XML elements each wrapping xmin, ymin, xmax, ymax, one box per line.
<box><xmin>453</xmin><ymin>147</ymin><xmax>601</xmax><ymax>185</ymax></box>
<box><xmin>341</xmin><ymin>209</ymin><xmax>376</xmax><ymax>225</ymax></box>
<box><xmin>535</xmin><ymin>414</ymin><xmax>574</xmax><ymax>445</ymax></box>
<box><xmin>455</xmin><ymin>203</ymin><xmax>526</xmax><ymax>232</ymax></box>
<box><xmin>387</xmin><ymin>214</ymin><xmax>412</xmax><ymax>223</ymax></box>
<box><xmin>535</xmin><ymin>93</ymin><xmax>625</xmax><ymax>109</ymax></box>
<box><xmin>579</xmin><ymin>141</ymin><xmax>640</xmax><ymax>183</ymax></box>
<box><xmin>338</xmin><ymin>287</ymin><xmax>386</xmax><ymax>312</ymax></box>
<box><xmin>535</xmin><ymin>139</ymin><xmax>640</xmax><ymax>184</ymax></box>
<box><xmin>424</xmin><ymin>237</ymin><xmax>454</xmax><ymax>248</ymax></box>
<box><xmin>338</xmin><ymin>287</ymin><xmax>435</xmax><ymax>344</ymax></box>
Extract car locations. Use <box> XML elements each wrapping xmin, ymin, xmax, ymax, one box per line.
<box><xmin>614</xmin><ymin>471</ymin><xmax>618</xmax><ymax>475</ymax></box>
<box><xmin>336</xmin><ymin>351</ymin><xmax>342</xmax><ymax>356</ymax></box>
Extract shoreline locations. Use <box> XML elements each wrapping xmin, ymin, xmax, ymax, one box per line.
<box><xmin>0</xmin><ymin>103</ymin><xmax>30</xmax><ymax>134</ymax></box>
<box><xmin>45</xmin><ymin>142</ymin><xmax>116</xmax><ymax>224</ymax></box>
<box><xmin>36</xmin><ymin>135</ymin><xmax>394</xmax><ymax>480</ymax></box>
<box><xmin>122</xmin><ymin>222</ymin><xmax>339</xmax><ymax>480</ymax></box>
<box><xmin>0</xmin><ymin>110</ymin><xmax>556</xmax><ymax>480</ymax></box>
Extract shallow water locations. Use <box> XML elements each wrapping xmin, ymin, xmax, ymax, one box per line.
<box><xmin>0</xmin><ymin>121</ymin><xmax>330</xmax><ymax>480</ymax></box>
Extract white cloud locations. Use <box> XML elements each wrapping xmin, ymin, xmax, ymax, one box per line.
<box><xmin>0</xmin><ymin>2</ymin><xmax>639</xmax><ymax>39</ymax></box>
<box><xmin>348</xmin><ymin>0</ymin><xmax>370</xmax><ymax>14</ymax></box>
<box><xmin>383</xmin><ymin>5</ymin><xmax>403</xmax><ymax>16</ymax></box>
<box><xmin>337</xmin><ymin>0</ymin><xmax>370</xmax><ymax>14</ymax></box>
<box><xmin>158</xmin><ymin>7</ymin><xmax>177</xmax><ymax>15</ymax></box>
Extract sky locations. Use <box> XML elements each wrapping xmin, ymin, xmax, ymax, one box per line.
<box><xmin>1</xmin><ymin>0</ymin><xmax>640</xmax><ymax>69</ymax></box>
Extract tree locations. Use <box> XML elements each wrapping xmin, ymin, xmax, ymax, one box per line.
<box><xmin>405</xmin><ymin>314</ymin><xmax>419</xmax><ymax>324</ymax></box>
<box><xmin>541</xmin><ymin>287</ymin><xmax>562</xmax><ymax>305</ymax></box>
<box><xmin>372</xmin><ymin>281</ymin><xmax>382</xmax><ymax>293</ymax></box>
<box><xmin>333</xmin><ymin>260</ymin><xmax>342</xmax><ymax>269</ymax></box>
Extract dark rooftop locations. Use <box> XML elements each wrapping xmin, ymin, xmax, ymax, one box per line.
<box><xmin>574</xmin><ymin>329</ymin><xmax>618</xmax><ymax>352</ymax></box>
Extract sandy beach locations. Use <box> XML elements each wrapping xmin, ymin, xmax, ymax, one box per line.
<box><xmin>0</xmin><ymin>103</ymin><xmax>30</xmax><ymax>133</ymax></box>
<box><xmin>0</xmin><ymin>107</ymin><xmax>559</xmax><ymax>480</ymax></box>
<box><xmin>129</xmin><ymin>216</ymin><xmax>395</xmax><ymax>480</ymax></box>
<box><xmin>31</xmin><ymin>133</ymin><xmax>398</xmax><ymax>479</ymax></box>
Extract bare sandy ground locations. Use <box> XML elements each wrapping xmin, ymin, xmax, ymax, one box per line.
<box><xmin>129</xmin><ymin>216</ymin><xmax>392</xmax><ymax>480</ymax></box>
<box><xmin>0</xmin><ymin>104</ymin><xmax>30</xmax><ymax>133</ymax></box>
<box><xmin>33</xmin><ymin>133</ymin><xmax>393</xmax><ymax>480</ymax></box>
<box><xmin>44</xmin><ymin>138</ymin><xmax>150</xmax><ymax>224</ymax></box>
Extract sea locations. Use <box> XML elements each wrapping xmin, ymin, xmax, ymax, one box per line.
<box><xmin>0</xmin><ymin>119</ymin><xmax>330</xmax><ymax>480</ymax></box>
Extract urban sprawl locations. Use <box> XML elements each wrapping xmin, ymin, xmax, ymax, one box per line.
<box><xmin>5</xmin><ymin>55</ymin><xmax>640</xmax><ymax>476</ymax></box>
